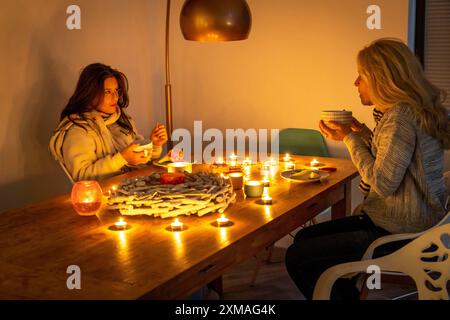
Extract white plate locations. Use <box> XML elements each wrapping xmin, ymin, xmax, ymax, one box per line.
<box><xmin>280</xmin><ymin>169</ymin><xmax>330</xmax><ymax>183</ymax></box>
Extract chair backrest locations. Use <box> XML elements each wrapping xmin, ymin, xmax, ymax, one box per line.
<box><xmin>378</xmin><ymin>224</ymin><xmax>450</xmax><ymax>300</ymax></box>
<box><xmin>278</xmin><ymin>128</ymin><xmax>329</xmax><ymax>157</ymax></box>
<box><xmin>314</xmin><ymin>224</ymin><xmax>450</xmax><ymax>300</ymax></box>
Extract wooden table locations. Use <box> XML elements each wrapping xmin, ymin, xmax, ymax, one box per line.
<box><xmin>0</xmin><ymin>156</ymin><xmax>358</xmax><ymax>299</ymax></box>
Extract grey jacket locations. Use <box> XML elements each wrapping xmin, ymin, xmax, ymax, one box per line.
<box><xmin>344</xmin><ymin>104</ymin><xmax>448</xmax><ymax>233</ymax></box>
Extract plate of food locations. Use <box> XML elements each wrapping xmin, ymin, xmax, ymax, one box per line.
<box><xmin>280</xmin><ymin>169</ymin><xmax>330</xmax><ymax>183</ymax></box>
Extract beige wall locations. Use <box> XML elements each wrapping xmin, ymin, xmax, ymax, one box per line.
<box><xmin>1</xmin><ymin>0</ymin><xmax>434</xmax><ymax>213</ymax></box>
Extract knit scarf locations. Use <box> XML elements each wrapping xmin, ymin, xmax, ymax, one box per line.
<box><xmin>49</xmin><ymin>108</ymin><xmax>135</xmax><ymax>165</ymax></box>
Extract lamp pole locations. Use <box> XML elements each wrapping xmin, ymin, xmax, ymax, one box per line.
<box><xmin>165</xmin><ymin>0</ymin><xmax>173</xmax><ymax>150</ymax></box>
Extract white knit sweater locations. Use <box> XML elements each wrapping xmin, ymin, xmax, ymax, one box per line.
<box><xmin>49</xmin><ymin>109</ymin><xmax>162</xmax><ymax>182</ymax></box>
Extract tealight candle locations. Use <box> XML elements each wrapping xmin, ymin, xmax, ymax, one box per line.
<box><xmin>262</xmin><ymin>173</ymin><xmax>270</xmax><ymax>187</ymax></box>
<box><xmin>168</xmin><ymin>162</ymin><xmax>192</xmax><ymax>173</ymax></box>
<box><xmin>242</xmin><ymin>157</ymin><xmax>252</xmax><ymax>166</ymax></box>
<box><xmin>310</xmin><ymin>159</ymin><xmax>320</xmax><ymax>167</ymax></box>
<box><xmin>261</xmin><ymin>188</ymin><xmax>273</xmax><ymax>205</ymax></box>
<box><xmin>228</xmin><ymin>172</ymin><xmax>244</xmax><ymax>190</ymax></box>
<box><xmin>114</xmin><ymin>218</ymin><xmax>128</xmax><ymax>230</ymax></box>
<box><xmin>268</xmin><ymin>157</ymin><xmax>277</xmax><ymax>166</ymax></box>
<box><xmin>170</xmin><ymin>218</ymin><xmax>184</xmax><ymax>232</ymax></box>
<box><xmin>244</xmin><ymin>180</ymin><xmax>264</xmax><ymax>198</ymax></box>
<box><xmin>285</xmin><ymin>161</ymin><xmax>295</xmax><ymax>171</ymax></box>
<box><xmin>216</xmin><ymin>214</ymin><xmax>230</xmax><ymax>227</ymax></box>
<box><xmin>283</xmin><ymin>153</ymin><xmax>292</xmax><ymax>162</ymax></box>
<box><xmin>229</xmin><ymin>153</ymin><xmax>238</xmax><ymax>165</ymax></box>
<box><xmin>243</xmin><ymin>165</ymin><xmax>251</xmax><ymax>177</ymax></box>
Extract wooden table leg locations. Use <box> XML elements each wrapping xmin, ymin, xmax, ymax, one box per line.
<box><xmin>331</xmin><ymin>180</ymin><xmax>351</xmax><ymax>220</ymax></box>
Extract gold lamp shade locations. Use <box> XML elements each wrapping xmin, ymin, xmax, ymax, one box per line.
<box><xmin>180</xmin><ymin>0</ymin><xmax>252</xmax><ymax>41</ymax></box>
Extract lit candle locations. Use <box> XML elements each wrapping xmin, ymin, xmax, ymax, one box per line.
<box><xmin>284</xmin><ymin>161</ymin><xmax>295</xmax><ymax>171</ymax></box>
<box><xmin>229</xmin><ymin>153</ymin><xmax>238</xmax><ymax>166</ymax></box>
<box><xmin>170</xmin><ymin>218</ymin><xmax>184</xmax><ymax>232</ymax></box>
<box><xmin>268</xmin><ymin>157</ymin><xmax>277</xmax><ymax>166</ymax></box>
<box><xmin>82</xmin><ymin>197</ymin><xmax>94</xmax><ymax>203</ymax></box>
<box><xmin>261</xmin><ymin>187</ymin><xmax>273</xmax><ymax>205</ymax></box>
<box><xmin>114</xmin><ymin>218</ymin><xmax>127</xmax><ymax>230</ymax></box>
<box><xmin>216</xmin><ymin>157</ymin><xmax>224</xmax><ymax>165</ymax></box>
<box><xmin>243</xmin><ymin>165</ymin><xmax>251</xmax><ymax>176</ymax></box>
<box><xmin>228</xmin><ymin>172</ymin><xmax>244</xmax><ymax>190</ymax></box>
<box><xmin>262</xmin><ymin>173</ymin><xmax>270</xmax><ymax>187</ymax></box>
<box><xmin>283</xmin><ymin>153</ymin><xmax>292</xmax><ymax>162</ymax></box>
<box><xmin>244</xmin><ymin>180</ymin><xmax>264</xmax><ymax>198</ymax></box>
<box><xmin>216</xmin><ymin>214</ymin><xmax>229</xmax><ymax>227</ymax></box>
<box><xmin>310</xmin><ymin>159</ymin><xmax>320</xmax><ymax>167</ymax></box>
<box><xmin>243</xmin><ymin>157</ymin><xmax>252</xmax><ymax>166</ymax></box>
<box><xmin>168</xmin><ymin>162</ymin><xmax>192</xmax><ymax>173</ymax></box>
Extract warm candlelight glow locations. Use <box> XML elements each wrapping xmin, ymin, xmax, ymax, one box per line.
<box><xmin>244</xmin><ymin>180</ymin><xmax>264</xmax><ymax>197</ymax></box>
<box><xmin>216</xmin><ymin>157</ymin><xmax>224</xmax><ymax>165</ymax></box>
<box><xmin>262</xmin><ymin>172</ymin><xmax>270</xmax><ymax>186</ymax></box>
<box><xmin>283</xmin><ymin>153</ymin><xmax>292</xmax><ymax>162</ymax></box>
<box><xmin>310</xmin><ymin>159</ymin><xmax>320</xmax><ymax>167</ymax></box>
<box><xmin>114</xmin><ymin>218</ymin><xmax>127</xmax><ymax>230</ymax></box>
<box><xmin>261</xmin><ymin>187</ymin><xmax>273</xmax><ymax>205</ymax></box>
<box><xmin>228</xmin><ymin>172</ymin><xmax>244</xmax><ymax>190</ymax></box>
<box><xmin>171</xmin><ymin>218</ymin><xmax>184</xmax><ymax>231</ymax></box>
<box><xmin>284</xmin><ymin>161</ymin><xmax>295</xmax><ymax>171</ymax></box>
<box><xmin>216</xmin><ymin>214</ymin><xmax>229</xmax><ymax>226</ymax></box>
<box><xmin>243</xmin><ymin>157</ymin><xmax>252</xmax><ymax>166</ymax></box>
<box><xmin>243</xmin><ymin>165</ymin><xmax>251</xmax><ymax>176</ymax></box>
<box><xmin>71</xmin><ymin>181</ymin><xmax>102</xmax><ymax>216</ymax></box>
<box><xmin>168</xmin><ymin>162</ymin><xmax>192</xmax><ymax>173</ymax></box>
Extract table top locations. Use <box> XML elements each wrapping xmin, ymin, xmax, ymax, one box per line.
<box><xmin>0</xmin><ymin>156</ymin><xmax>358</xmax><ymax>299</ymax></box>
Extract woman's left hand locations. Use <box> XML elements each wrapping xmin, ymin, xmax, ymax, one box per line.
<box><xmin>319</xmin><ymin>120</ymin><xmax>352</xmax><ymax>141</ymax></box>
<box><xmin>150</xmin><ymin>123</ymin><xmax>168</xmax><ymax>146</ymax></box>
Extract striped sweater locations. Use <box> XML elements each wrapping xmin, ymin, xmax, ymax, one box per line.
<box><xmin>344</xmin><ymin>104</ymin><xmax>447</xmax><ymax>233</ymax></box>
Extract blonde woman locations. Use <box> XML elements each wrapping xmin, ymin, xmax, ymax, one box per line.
<box><xmin>286</xmin><ymin>38</ymin><xmax>449</xmax><ymax>300</ymax></box>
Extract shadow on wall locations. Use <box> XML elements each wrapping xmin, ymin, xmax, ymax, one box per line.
<box><xmin>0</xmin><ymin>9</ymin><xmax>73</xmax><ymax>213</ymax></box>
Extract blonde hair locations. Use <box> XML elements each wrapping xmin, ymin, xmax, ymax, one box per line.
<box><xmin>357</xmin><ymin>38</ymin><xmax>450</xmax><ymax>149</ymax></box>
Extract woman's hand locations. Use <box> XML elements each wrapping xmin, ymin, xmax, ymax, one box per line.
<box><xmin>319</xmin><ymin>120</ymin><xmax>352</xmax><ymax>141</ymax></box>
<box><xmin>150</xmin><ymin>123</ymin><xmax>168</xmax><ymax>147</ymax></box>
<box><xmin>351</xmin><ymin>117</ymin><xmax>365</xmax><ymax>132</ymax></box>
<box><xmin>120</xmin><ymin>144</ymin><xmax>151</xmax><ymax>165</ymax></box>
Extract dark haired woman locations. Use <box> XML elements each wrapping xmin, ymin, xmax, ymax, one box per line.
<box><xmin>49</xmin><ymin>63</ymin><xmax>168</xmax><ymax>182</ymax></box>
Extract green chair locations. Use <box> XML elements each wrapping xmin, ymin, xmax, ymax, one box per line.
<box><xmin>278</xmin><ymin>128</ymin><xmax>329</xmax><ymax>157</ymax></box>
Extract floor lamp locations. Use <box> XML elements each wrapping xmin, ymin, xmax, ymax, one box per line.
<box><xmin>164</xmin><ymin>0</ymin><xmax>252</xmax><ymax>150</ymax></box>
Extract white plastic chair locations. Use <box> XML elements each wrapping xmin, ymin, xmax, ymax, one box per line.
<box><xmin>313</xmin><ymin>223</ymin><xmax>450</xmax><ymax>300</ymax></box>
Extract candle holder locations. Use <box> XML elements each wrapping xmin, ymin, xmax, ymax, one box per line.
<box><xmin>211</xmin><ymin>214</ymin><xmax>234</xmax><ymax>228</ymax></box>
<box><xmin>284</xmin><ymin>161</ymin><xmax>296</xmax><ymax>171</ymax></box>
<box><xmin>109</xmin><ymin>217</ymin><xmax>132</xmax><ymax>231</ymax></box>
<box><xmin>167</xmin><ymin>162</ymin><xmax>192</xmax><ymax>173</ymax></box>
<box><xmin>261</xmin><ymin>187</ymin><xmax>273</xmax><ymax>205</ymax></box>
<box><xmin>244</xmin><ymin>181</ymin><xmax>264</xmax><ymax>198</ymax></box>
<box><xmin>228</xmin><ymin>172</ymin><xmax>244</xmax><ymax>190</ymax></box>
<box><xmin>71</xmin><ymin>181</ymin><xmax>103</xmax><ymax>216</ymax></box>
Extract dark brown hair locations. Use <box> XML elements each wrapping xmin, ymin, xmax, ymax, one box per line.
<box><xmin>61</xmin><ymin>63</ymin><xmax>134</xmax><ymax>134</ymax></box>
